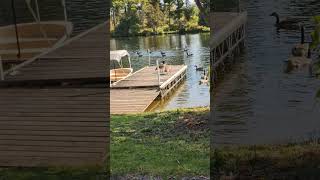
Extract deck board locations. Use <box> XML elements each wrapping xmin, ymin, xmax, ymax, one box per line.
<box><xmin>3</xmin><ymin>21</ymin><xmax>108</xmax><ymax>84</ymax></box>
<box><xmin>111</xmin><ymin>88</ymin><xmax>159</xmax><ymax>114</ymax></box>
<box><xmin>0</xmin><ymin>21</ymin><xmax>109</xmax><ymax>167</ymax></box>
<box><xmin>112</xmin><ymin>65</ymin><xmax>185</xmax><ymax>88</ymax></box>
<box><xmin>0</xmin><ymin>87</ymin><xmax>108</xmax><ymax>167</ymax></box>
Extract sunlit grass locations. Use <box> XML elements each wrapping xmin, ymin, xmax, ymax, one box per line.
<box><xmin>111</xmin><ymin>107</ymin><xmax>210</xmax><ymax>179</ymax></box>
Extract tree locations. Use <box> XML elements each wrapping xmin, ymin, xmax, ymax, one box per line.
<box><xmin>194</xmin><ymin>0</ymin><xmax>209</xmax><ymax>25</ymax></box>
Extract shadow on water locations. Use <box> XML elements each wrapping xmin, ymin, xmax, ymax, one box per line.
<box><xmin>213</xmin><ymin>0</ymin><xmax>320</xmax><ymax>145</ymax></box>
<box><xmin>111</xmin><ymin>33</ymin><xmax>210</xmax><ymax>111</ymax></box>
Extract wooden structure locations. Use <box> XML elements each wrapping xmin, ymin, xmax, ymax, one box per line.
<box><xmin>111</xmin><ymin>65</ymin><xmax>187</xmax><ymax>114</ymax></box>
<box><xmin>210</xmin><ymin>12</ymin><xmax>247</xmax><ymax>86</ymax></box>
<box><xmin>0</xmin><ymin>21</ymin><xmax>108</xmax><ymax>167</ymax></box>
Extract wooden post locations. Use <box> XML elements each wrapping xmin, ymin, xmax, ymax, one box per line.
<box><xmin>0</xmin><ymin>56</ymin><xmax>4</xmax><ymax>80</ymax></box>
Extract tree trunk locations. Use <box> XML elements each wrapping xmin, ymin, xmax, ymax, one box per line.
<box><xmin>194</xmin><ymin>0</ymin><xmax>208</xmax><ymax>26</ymax></box>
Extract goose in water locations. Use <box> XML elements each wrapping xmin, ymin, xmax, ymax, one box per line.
<box><xmin>270</xmin><ymin>12</ymin><xmax>300</xmax><ymax>30</ymax></box>
<box><xmin>136</xmin><ymin>51</ymin><xmax>143</xmax><ymax>57</ymax></box>
<box><xmin>194</xmin><ymin>65</ymin><xmax>204</xmax><ymax>71</ymax></box>
<box><xmin>286</xmin><ymin>25</ymin><xmax>312</xmax><ymax>72</ymax></box>
<box><xmin>186</xmin><ymin>51</ymin><xmax>193</xmax><ymax>57</ymax></box>
<box><xmin>199</xmin><ymin>70</ymin><xmax>209</xmax><ymax>85</ymax></box>
<box><xmin>160</xmin><ymin>51</ymin><xmax>166</xmax><ymax>57</ymax></box>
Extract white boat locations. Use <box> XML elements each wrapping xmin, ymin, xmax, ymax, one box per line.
<box><xmin>0</xmin><ymin>21</ymin><xmax>72</xmax><ymax>61</ymax></box>
<box><xmin>110</xmin><ymin>50</ymin><xmax>133</xmax><ymax>84</ymax></box>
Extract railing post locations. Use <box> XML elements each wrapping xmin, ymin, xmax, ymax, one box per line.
<box><xmin>0</xmin><ymin>56</ymin><xmax>4</xmax><ymax>80</ymax></box>
<box><xmin>156</xmin><ymin>59</ymin><xmax>161</xmax><ymax>87</ymax></box>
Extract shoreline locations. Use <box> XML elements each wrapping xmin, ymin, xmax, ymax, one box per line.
<box><xmin>110</xmin><ymin>29</ymin><xmax>210</xmax><ymax>38</ymax></box>
<box><xmin>212</xmin><ymin>142</ymin><xmax>320</xmax><ymax>179</ymax></box>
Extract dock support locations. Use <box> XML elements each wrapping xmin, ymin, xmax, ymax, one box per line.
<box><xmin>211</xmin><ymin>12</ymin><xmax>247</xmax><ymax>87</ymax></box>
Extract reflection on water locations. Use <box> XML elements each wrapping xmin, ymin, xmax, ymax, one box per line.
<box><xmin>111</xmin><ymin>33</ymin><xmax>210</xmax><ymax>110</ymax></box>
<box><xmin>0</xmin><ymin>0</ymin><xmax>107</xmax><ymax>35</ymax></box>
<box><xmin>213</xmin><ymin>0</ymin><xmax>320</xmax><ymax>145</ymax></box>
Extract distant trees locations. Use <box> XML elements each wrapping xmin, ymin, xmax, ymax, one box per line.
<box><xmin>111</xmin><ymin>0</ymin><xmax>209</xmax><ymax>36</ymax></box>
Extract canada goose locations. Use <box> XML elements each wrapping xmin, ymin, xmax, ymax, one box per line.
<box><xmin>199</xmin><ymin>70</ymin><xmax>209</xmax><ymax>84</ymax></box>
<box><xmin>186</xmin><ymin>51</ymin><xmax>193</xmax><ymax>57</ymax></box>
<box><xmin>270</xmin><ymin>12</ymin><xmax>300</xmax><ymax>30</ymax></box>
<box><xmin>136</xmin><ymin>51</ymin><xmax>143</xmax><ymax>57</ymax></box>
<box><xmin>160</xmin><ymin>51</ymin><xmax>166</xmax><ymax>57</ymax></box>
<box><xmin>194</xmin><ymin>65</ymin><xmax>203</xmax><ymax>71</ymax></box>
<box><xmin>155</xmin><ymin>61</ymin><xmax>171</xmax><ymax>73</ymax></box>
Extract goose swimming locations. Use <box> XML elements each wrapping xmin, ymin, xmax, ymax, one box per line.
<box><xmin>270</xmin><ymin>12</ymin><xmax>300</xmax><ymax>30</ymax></box>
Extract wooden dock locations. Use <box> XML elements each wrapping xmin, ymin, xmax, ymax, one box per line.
<box><xmin>0</xmin><ymin>21</ymin><xmax>108</xmax><ymax>167</ymax></box>
<box><xmin>210</xmin><ymin>12</ymin><xmax>247</xmax><ymax>86</ymax></box>
<box><xmin>111</xmin><ymin>65</ymin><xmax>187</xmax><ymax>114</ymax></box>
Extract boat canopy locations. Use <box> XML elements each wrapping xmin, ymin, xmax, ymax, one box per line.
<box><xmin>110</xmin><ymin>50</ymin><xmax>130</xmax><ymax>62</ymax></box>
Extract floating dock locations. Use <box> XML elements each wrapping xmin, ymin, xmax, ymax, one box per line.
<box><xmin>111</xmin><ymin>65</ymin><xmax>187</xmax><ymax>114</ymax></box>
<box><xmin>0</xmin><ymin>21</ymin><xmax>108</xmax><ymax>167</ymax></box>
<box><xmin>210</xmin><ymin>12</ymin><xmax>247</xmax><ymax>86</ymax></box>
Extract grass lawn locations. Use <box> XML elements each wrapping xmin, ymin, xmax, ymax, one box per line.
<box><xmin>111</xmin><ymin>107</ymin><xmax>210</xmax><ymax>179</ymax></box>
<box><xmin>212</xmin><ymin>143</ymin><xmax>320</xmax><ymax>179</ymax></box>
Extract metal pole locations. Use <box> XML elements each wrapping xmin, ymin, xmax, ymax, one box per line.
<box><xmin>148</xmin><ymin>53</ymin><xmax>151</xmax><ymax>66</ymax></box>
<box><xmin>35</xmin><ymin>0</ymin><xmax>40</xmax><ymax>22</ymax></box>
<box><xmin>11</xmin><ymin>0</ymin><xmax>21</xmax><ymax>59</ymax></box>
<box><xmin>156</xmin><ymin>59</ymin><xmax>161</xmax><ymax>86</ymax></box>
<box><xmin>0</xmin><ymin>56</ymin><xmax>4</xmax><ymax>80</ymax></box>
<box><xmin>61</xmin><ymin>0</ymin><xmax>70</xmax><ymax>38</ymax></box>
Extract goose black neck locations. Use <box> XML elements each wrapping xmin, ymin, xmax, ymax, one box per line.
<box><xmin>307</xmin><ymin>43</ymin><xmax>311</xmax><ymax>58</ymax></box>
<box><xmin>275</xmin><ymin>14</ymin><xmax>280</xmax><ymax>24</ymax></box>
<box><xmin>301</xmin><ymin>26</ymin><xmax>305</xmax><ymax>44</ymax></box>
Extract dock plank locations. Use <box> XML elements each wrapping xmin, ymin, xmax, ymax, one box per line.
<box><xmin>0</xmin><ymin>87</ymin><xmax>108</xmax><ymax>167</ymax></box>
<box><xmin>3</xmin><ymin>21</ymin><xmax>108</xmax><ymax>84</ymax></box>
<box><xmin>112</xmin><ymin>65</ymin><xmax>185</xmax><ymax>88</ymax></box>
<box><xmin>111</xmin><ymin>88</ymin><xmax>159</xmax><ymax>114</ymax></box>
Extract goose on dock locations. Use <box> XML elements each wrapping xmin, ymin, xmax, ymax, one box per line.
<box><xmin>194</xmin><ymin>65</ymin><xmax>203</xmax><ymax>71</ymax></box>
<box><xmin>270</xmin><ymin>12</ymin><xmax>300</xmax><ymax>30</ymax></box>
<box><xmin>155</xmin><ymin>60</ymin><xmax>171</xmax><ymax>73</ymax></box>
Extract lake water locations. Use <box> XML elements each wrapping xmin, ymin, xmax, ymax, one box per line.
<box><xmin>110</xmin><ymin>33</ymin><xmax>210</xmax><ymax>111</ymax></box>
<box><xmin>0</xmin><ymin>0</ymin><xmax>107</xmax><ymax>35</ymax></box>
<box><xmin>213</xmin><ymin>0</ymin><xmax>320</xmax><ymax>145</ymax></box>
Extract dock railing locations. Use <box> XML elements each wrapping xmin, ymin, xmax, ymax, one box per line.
<box><xmin>0</xmin><ymin>56</ymin><xmax>4</xmax><ymax>80</ymax></box>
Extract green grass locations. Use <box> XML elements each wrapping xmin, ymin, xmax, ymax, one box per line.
<box><xmin>111</xmin><ymin>107</ymin><xmax>210</xmax><ymax>179</ymax></box>
<box><xmin>212</xmin><ymin>143</ymin><xmax>320</xmax><ymax>179</ymax></box>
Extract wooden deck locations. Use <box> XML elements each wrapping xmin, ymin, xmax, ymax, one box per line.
<box><xmin>2</xmin><ymin>21</ymin><xmax>108</xmax><ymax>85</ymax></box>
<box><xmin>111</xmin><ymin>65</ymin><xmax>187</xmax><ymax>114</ymax></box>
<box><xmin>0</xmin><ymin>87</ymin><xmax>108</xmax><ymax>167</ymax></box>
<box><xmin>0</xmin><ymin>21</ymin><xmax>108</xmax><ymax>167</ymax></box>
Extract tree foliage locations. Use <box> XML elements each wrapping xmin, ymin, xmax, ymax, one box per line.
<box><xmin>111</xmin><ymin>0</ymin><xmax>209</xmax><ymax>36</ymax></box>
